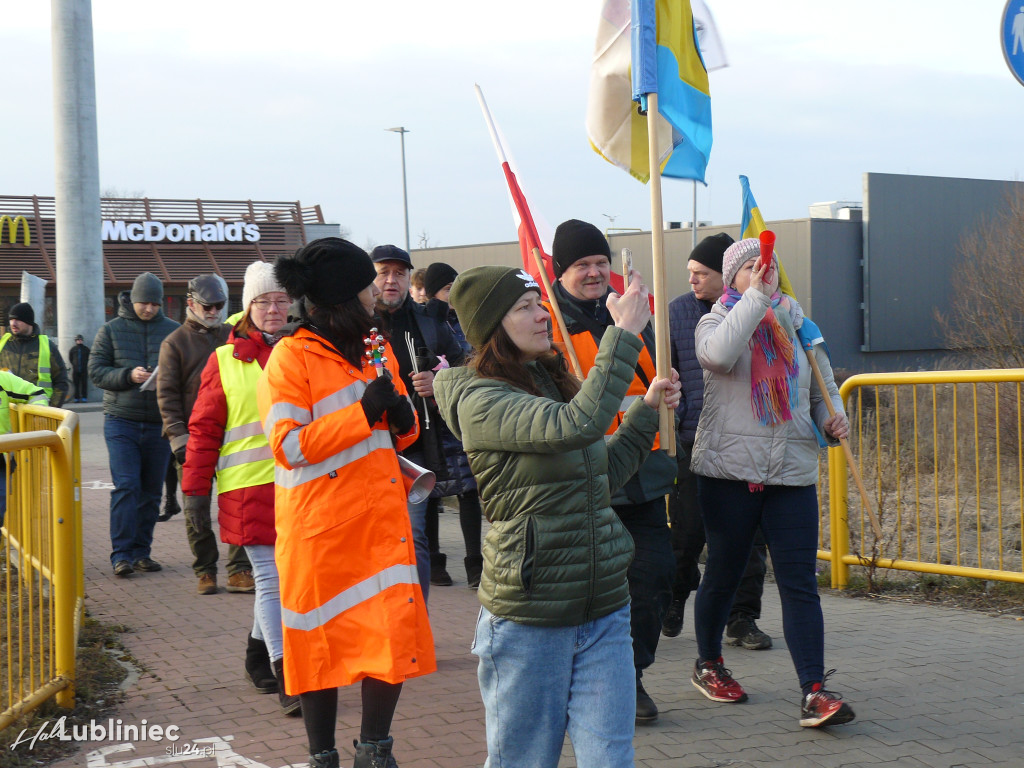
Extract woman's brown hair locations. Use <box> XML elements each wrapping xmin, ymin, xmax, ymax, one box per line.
<box><xmin>471</xmin><ymin>324</ymin><xmax>580</xmax><ymax>401</ymax></box>
<box><xmin>307</xmin><ymin>297</ymin><xmax>379</xmax><ymax>369</ymax></box>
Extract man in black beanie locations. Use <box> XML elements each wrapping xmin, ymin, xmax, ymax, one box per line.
<box><xmin>665</xmin><ymin>233</ymin><xmax>772</xmax><ymax>650</ymax></box>
<box><xmin>370</xmin><ymin>245</ymin><xmax>466</xmax><ymax>597</ymax></box>
<box><xmin>546</xmin><ymin>218</ymin><xmax>677</xmax><ymax>725</ymax></box>
<box><xmin>0</xmin><ymin>301</ymin><xmax>69</xmax><ymax>406</ymax></box>
<box><xmin>89</xmin><ymin>272</ymin><xmax>179</xmax><ymax>578</ymax></box>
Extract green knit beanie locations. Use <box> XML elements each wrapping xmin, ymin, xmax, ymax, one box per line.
<box><xmin>449</xmin><ymin>266</ymin><xmax>541</xmax><ymax>349</ymax></box>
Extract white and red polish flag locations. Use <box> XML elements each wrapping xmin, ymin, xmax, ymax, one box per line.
<box><xmin>474</xmin><ymin>84</ymin><xmax>629</xmax><ymax>300</ymax></box>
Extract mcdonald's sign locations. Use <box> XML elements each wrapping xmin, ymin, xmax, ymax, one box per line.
<box><xmin>0</xmin><ymin>215</ymin><xmax>30</xmax><ymax>246</ymax></box>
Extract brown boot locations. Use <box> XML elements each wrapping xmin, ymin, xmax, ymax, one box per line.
<box><xmin>197</xmin><ymin>573</ymin><xmax>217</xmax><ymax>595</ymax></box>
<box><xmin>226</xmin><ymin>570</ymin><xmax>256</xmax><ymax>593</ymax></box>
<box><xmin>273</xmin><ymin>658</ymin><xmax>302</xmax><ymax>717</ymax></box>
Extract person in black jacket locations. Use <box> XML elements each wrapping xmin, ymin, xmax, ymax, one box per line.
<box><xmin>89</xmin><ymin>272</ymin><xmax>179</xmax><ymax>577</ymax></box>
<box><xmin>370</xmin><ymin>245</ymin><xmax>465</xmax><ymax>603</ymax></box>
<box><xmin>68</xmin><ymin>334</ymin><xmax>90</xmax><ymax>402</ymax></box>
<box><xmin>420</xmin><ymin>262</ymin><xmax>482</xmax><ymax>588</ymax></box>
<box><xmin>666</xmin><ymin>233</ymin><xmax>772</xmax><ymax>649</ymax></box>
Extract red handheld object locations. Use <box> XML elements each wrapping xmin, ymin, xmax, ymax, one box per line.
<box><xmin>758</xmin><ymin>230</ymin><xmax>775</xmax><ymax>271</ymax></box>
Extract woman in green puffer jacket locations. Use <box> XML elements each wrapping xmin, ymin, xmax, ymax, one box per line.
<box><xmin>433</xmin><ymin>265</ymin><xmax>680</xmax><ymax>768</ymax></box>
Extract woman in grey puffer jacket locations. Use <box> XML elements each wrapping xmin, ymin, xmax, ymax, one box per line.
<box><xmin>689</xmin><ymin>238</ymin><xmax>857</xmax><ymax>729</ymax></box>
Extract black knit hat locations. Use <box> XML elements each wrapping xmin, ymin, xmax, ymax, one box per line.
<box><xmin>552</xmin><ymin>219</ymin><xmax>611</xmax><ymax>277</ymax></box>
<box><xmin>130</xmin><ymin>272</ymin><xmax>163</xmax><ymax>304</ymax></box>
<box><xmin>8</xmin><ymin>302</ymin><xmax>34</xmax><ymax>325</ymax></box>
<box><xmin>424</xmin><ymin>262</ymin><xmax>459</xmax><ymax>298</ymax></box>
<box><xmin>274</xmin><ymin>237</ymin><xmax>377</xmax><ymax>307</ymax></box>
<box><xmin>687</xmin><ymin>233</ymin><xmax>734</xmax><ymax>274</ymax></box>
<box><xmin>448</xmin><ymin>266</ymin><xmax>541</xmax><ymax>349</ymax></box>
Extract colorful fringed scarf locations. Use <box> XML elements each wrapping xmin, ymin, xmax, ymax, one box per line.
<box><xmin>721</xmin><ymin>287</ymin><xmax>798</xmax><ymax>426</ymax></box>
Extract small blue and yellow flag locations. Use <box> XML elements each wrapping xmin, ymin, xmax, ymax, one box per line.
<box><xmin>587</xmin><ymin>0</ymin><xmax>713</xmax><ymax>184</ymax></box>
<box><xmin>739</xmin><ymin>174</ymin><xmax>795</xmax><ymax>297</ymax></box>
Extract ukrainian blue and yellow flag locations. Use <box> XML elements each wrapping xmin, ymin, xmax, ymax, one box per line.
<box><xmin>739</xmin><ymin>174</ymin><xmax>795</xmax><ymax>297</ymax></box>
<box><xmin>587</xmin><ymin>0</ymin><xmax>712</xmax><ymax>184</ymax></box>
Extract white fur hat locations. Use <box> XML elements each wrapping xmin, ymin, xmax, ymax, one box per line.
<box><xmin>242</xmin><ymin>260</ymin><xmax>286</xmax><ymax>310</ymax></box>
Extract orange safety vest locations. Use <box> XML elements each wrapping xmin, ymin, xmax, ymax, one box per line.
<box><xmin>545</xmin><ymin>300</ymin><xmax>662</xmax><ymax>450</ymax></box>
<box><xmin>257</xmin><ymin>327</ymin><xmax>435</xmax><ymax>694</ymax></box>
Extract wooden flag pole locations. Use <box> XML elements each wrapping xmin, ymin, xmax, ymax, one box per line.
<box><xmin>531</xmin><ymin>246</ymin><xmax>583</xmax><ymax>380</ymax></box>
<box><xmin>644</xmin><ymin>92</ymin><xmax>675</xmax><ymax>457</ymax></box>
<box><xmin>804</xmin><ymin>348</ymin><xmax>884</xmax><ymax>540</ymax></box>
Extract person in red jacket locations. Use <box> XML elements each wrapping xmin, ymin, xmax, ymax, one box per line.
<box><xmin>182</xmin><ymin>261</ymin><xmax>300</xmax><ymax>717</ymax></box>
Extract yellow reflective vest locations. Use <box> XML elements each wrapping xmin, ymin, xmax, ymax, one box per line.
<box><xmin>0</xmin><ymin>333</ymin><xmax>52</xmax><ymax>402</ymax></box>
<box><xmin>214</xmin><ymin>344</ymin><xmax>274</xmax><ymax>493</ymax></box>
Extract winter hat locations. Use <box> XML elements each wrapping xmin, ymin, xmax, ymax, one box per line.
<box><xmin>274</xmin><ymin>237</ymin><xmax>377</xmax><ymax>307</ymax></box>
<box><xmin>370</xmin><ymin>244</ymin><xmax>413</xmax><ymax>267</ymax></box>
<box><xmin>242</xmin><ymin>261</ymin><xmax>286</xmax><ymax>310</ymax></box>
<box><xmin>448</xmin><ymin>266</ymin><xmax>541</xmax><ymax>349</ymax></box>
<box><xmin>721</xmin><ymin>238</ymin><xmax>762</xmax><ymax>289</ymax></box>
<box><xmin>424</xmin><ymin>262</ymin><xmax>459</xmax><ymax>298</ymax></box>
<box><xmin>188</xmin><ymin>274</ymin><xmax>228</xmax><ymax>306</ymax></box>
<box><xmin>551</xmin><ymin>219</ymin><xmax>611</xmax><ymax>277</ymax></box>
<box><xmin>130</xmin><ymin>272</ymin><xmax>164</xmax><ymax>304</ymax></box>
<box><xmin>688</xmin><ymin>233</ymin><xmax>734</xmax><ymax>274</ymax></box>
<box><xmin>9</xmin><ymin>302</ymin><xmax>34</xmax><ymax>325</ymax></box>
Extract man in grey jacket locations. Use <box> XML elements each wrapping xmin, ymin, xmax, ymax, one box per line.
<box><xmin>89</xmin><ymin>272</ymin><xmax>179</xmax><ymax>577</ymax></box>
<box><xmin>157</xmin><ymin>274</ymin><xmax>253</xmax><ymax>596</ymax></box>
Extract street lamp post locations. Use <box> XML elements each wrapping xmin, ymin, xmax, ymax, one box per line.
<box><xmin>386</xmin><ymin>127</ymin><xmax>410</xmax><ymax>252</ymax></box>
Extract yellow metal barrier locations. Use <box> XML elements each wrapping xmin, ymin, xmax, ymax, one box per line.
<box><xmin>0</xmin><ymin>405</ymin><xmax>82</xmax><ymax>731</ymax></box>
<box><xmin>826</xmin><ymin>369</ymin><xmax>1024</xmax><ymax>588</ymax></box>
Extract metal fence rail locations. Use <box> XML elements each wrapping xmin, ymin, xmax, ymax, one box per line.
<box><xmin>0</xmin><ymin>405</ymin><xmax>82</xmax><ymax>731</ymax></box>
<box><xmin>825</xmin><ymin>369</ymin><xmax>1024</xmax><ymax>588</ymax></box>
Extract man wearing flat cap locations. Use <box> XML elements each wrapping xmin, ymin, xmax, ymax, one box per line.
<box><xmin>370</xmin><ymin>244</ymin><xmax>466</xmax><ymax>600</ymax></box>
<box><xmin>665</xmin><ymin>233</ymin><xmax>772</xmax><ymax>651</ymax></box>
<box><xmin>157</xmin><ymin>273</ymin><xmax>254</xmax><ymax>596</ymax></box>
<box><xmin>89</xmin><ymin>272</ymin><xmax>179</xmax><ymax>578</ymax></box>
<box><xmin>0</xmin><ymin>301</ymin><xmax>69</xmax><ymax>407</ymax></box>
<box><xmin>546</xmin><ymin>218</ymin><xmax>677</xmax><ymax>725</ymax></box>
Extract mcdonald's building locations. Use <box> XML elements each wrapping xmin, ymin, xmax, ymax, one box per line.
<box><xmin>0</xmin><ymin>195</ymin><xmax>340</xmax><ymax>335</ymax></box>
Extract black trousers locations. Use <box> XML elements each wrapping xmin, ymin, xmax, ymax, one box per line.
<box><xmin>668</xmin><ymin>442</ymin><xmax>767</xmax><ymax>622</ymax></box>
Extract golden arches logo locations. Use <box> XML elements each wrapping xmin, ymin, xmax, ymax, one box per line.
<box><xmin>0</xmin><ymin>215</ymin><xmax>30</xmax><ymax>246</ymax></box>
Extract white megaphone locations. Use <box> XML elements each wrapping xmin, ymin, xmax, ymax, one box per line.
<box><xmin>397</xmin><ymin>455</ymin><xmax>436</xmax><ymax>504</ymax></box>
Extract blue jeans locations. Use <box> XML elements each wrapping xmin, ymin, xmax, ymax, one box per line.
<box><xmin>694</xmin><ymin>477</ymin><xmax>824</xmax><ymax>687</ymax></box>
<box><xmin>245</xmin><ymin>544</ymin><xmax>284</xmax><ymax>662</ymax></box>
<box><xmin>407</xmin><ymin>498</ymin><xmax>431</xmax><ymax>604</ymax></box>
<box><xmin>473</xmin><ymin>605</ymin><xmax>635</xmax><ymax>768</ymax></box>
<box><xmin>104</xmin><ymin>416</ymin><xmax>170</xmax><ymax>566</ymax></box>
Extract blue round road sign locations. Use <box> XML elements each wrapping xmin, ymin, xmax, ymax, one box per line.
<box><xmin>1003</xmin><ymin>0</ymin><xmax>1024</xmax><ymax>86</ymax></box>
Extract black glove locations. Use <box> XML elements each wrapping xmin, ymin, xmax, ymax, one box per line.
<box><xmin>183</xmin><ymin>495</ymin><xmax>212</xmax><ymax>534</ymax></box>
<box><xmin>361</xmin><ymin>375</ymin><xmax>402</xmax><ymax>428</ymax></box>
<box><xmin>170</xmin><ymin>434</ymin><xmax>188</xmax><ymax>467</ymax></box>
<box><xmin>387</xmin><ymin>396</ymin><xmax>416</xmax><ymax>435</ymax></box>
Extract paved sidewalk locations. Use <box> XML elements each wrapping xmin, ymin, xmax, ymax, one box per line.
<box><xmin>27</xmin><ymin>410</ymin><xmax>1024</xmax><ymax>767</ymax></box>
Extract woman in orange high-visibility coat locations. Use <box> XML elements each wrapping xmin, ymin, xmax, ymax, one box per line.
<box><xmin>257</xmin><ymin>238</ymin><xmax>435</xmax><ymax>768</ymax></box>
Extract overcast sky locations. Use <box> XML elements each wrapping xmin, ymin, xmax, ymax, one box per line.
<box><xmin>5</xmin><ymin>1</ymin><xmax>1024</xmax><ymax>253</ymax></box>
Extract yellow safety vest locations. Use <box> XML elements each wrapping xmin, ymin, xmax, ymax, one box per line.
<box><xmin>0</xmin><ymin>332</ymin><xmax>53</xmax><ymax>403</ymax></box>
<box><xmin>215</xmin><ymin>344</ymin><xmax>274</xmax><ymax>493</ymax></box>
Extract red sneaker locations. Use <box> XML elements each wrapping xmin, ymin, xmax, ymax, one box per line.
<box><xmin>691</xmin><ymin>657</ymin><xmax>748</xmax><ymax>703</ymax></box>
<box><xmin>800</xmin><ymin>671</ymin><xmax>856</xmax><ymax>727</ymax></box>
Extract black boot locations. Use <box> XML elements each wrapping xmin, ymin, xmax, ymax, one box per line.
<box><xmin>636</xmin><ymin>678</ymin><xmax>659</xmax><ymax>724</ymax></box>
<box><xmin>244</xmin><ymin>634</ymin><xmax>278</xmax><ymax>694</ymax></box>
<box><xmin>157</xmin><ymin>496</ymin><xmax>181</xmax><ymax>522</ymax></box>
<box><xmin>273</xmin><ymin>658</ymin><xmax>302</xmax><ymax>717</ymax></box>
<box><xmin>309</xmin><ymin>749</ymin><xmax>339</xmax><ymax>768</ymax></box>
<box><xmin>464</xmin><ymin>555</ymin><xmax>483</xmax><ymax>589</ymax></box>
<box><xmin>429</xmin><ymin>553</ymin><xmax>452</xmax><ymax>586</ymax></box>
<box><xmin>352</xmin><ymin>736</ymin><xmax>397</xmax><ymax>768</ymax></box>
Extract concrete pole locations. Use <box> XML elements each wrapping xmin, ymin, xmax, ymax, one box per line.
<box><xmin>51</xmin><ymin>0</ymin><xmax>105</xmax><ymax>380</ymax></box>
